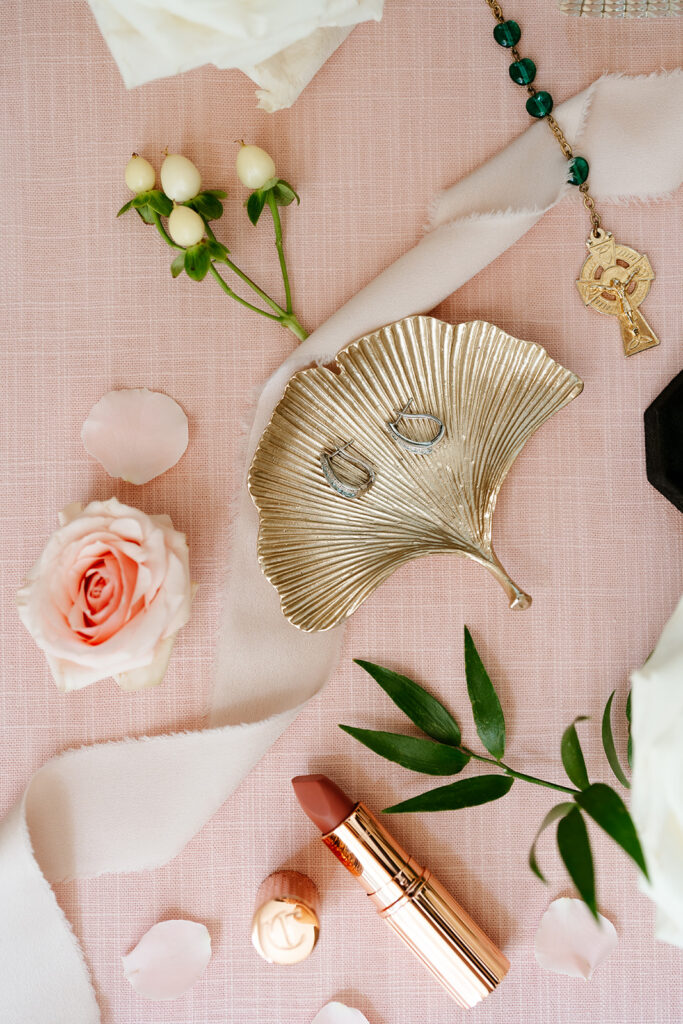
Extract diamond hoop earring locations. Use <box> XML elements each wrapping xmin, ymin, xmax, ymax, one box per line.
<box><xmin>320</xmin><ymin>441</ymin><xmax>376</xmax><ymax>499</ymax></box>
<box><xmin>387</xmin><ymin>399</ymin><xmax>445</xmax><ymax>454</ymax></box>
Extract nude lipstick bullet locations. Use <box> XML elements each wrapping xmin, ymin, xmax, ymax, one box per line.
<box><xmin>292</xmin><ymin>774</ymin><xmax>509</xmax><ymax>1008</ymax></box>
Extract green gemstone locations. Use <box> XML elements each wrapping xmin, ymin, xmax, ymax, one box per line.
<box><xmin>509</xmin><ymin>58</ymin><xmax>536</xmax><ymax>85</ymax></box>
<box><xmin>526</xmin><ymin>90</ymin><xmax>553</xmax><ymax>118</ymax></box>
<box><xmin>568</xmin><ymin>156</ymin><xmax>589</xmax><ymax>185</ymax></box>
<box><xmin>493</xmin><ymin>20</ymin><xmax>521</xmax><ymax>47</ymax></box>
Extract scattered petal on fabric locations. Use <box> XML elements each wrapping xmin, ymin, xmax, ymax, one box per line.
<box><xmin>122</xmin><ymin>920</ymin><xmax>211</xmax><ymax>1000</ymax></box>
<box><xmin>81</xmin><ymin>389</ymin><xmax>188</xmax><ymax>485</ymax></box>
<box><xmin>311</xmin><ymin>1002</ymin><xmax>371</xmax><ymax>1024</ymax></box>
<box><xmin>534</xmin><ymin>898</ymin><xmax>618</xmax><ymax>979</ymax></box>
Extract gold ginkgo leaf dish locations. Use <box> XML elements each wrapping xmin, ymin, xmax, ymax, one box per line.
<box><xmin>248</xmin><ymin>316</ymin><xmax>583</xmax><ymax>632</ymax></box>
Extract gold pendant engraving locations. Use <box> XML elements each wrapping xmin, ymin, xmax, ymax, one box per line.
<box><xmin>576</xmin><ymin>229</ymin><xmax>660</xmax><ymax>356</ymax></box>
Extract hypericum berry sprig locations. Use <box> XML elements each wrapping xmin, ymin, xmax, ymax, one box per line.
<box><xmin>118</xmin><ymin>148</ymin><xmax>307</xmax><ymax>343</ymax></box>
<box><xmin>237</xmin><ymin>144</ymin><xmax>301</xmax><ymax>317</ymax></box>
<box><xmin>341</xmin><ymin>628</ymin><xmax>647</xmax><ymax>920</ymax></box>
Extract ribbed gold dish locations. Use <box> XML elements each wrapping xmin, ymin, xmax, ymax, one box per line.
<box><xmin>248</xmin><ymin>317</ymin><xmax>583</xmax><ymax>632</ymax></box>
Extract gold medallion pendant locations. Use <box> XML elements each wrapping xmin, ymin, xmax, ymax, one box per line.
<box><xmin>576</xmin><ymin>229</ymin><xmax>660</xmax><ymax>357</ymax></box>
<box><xmin>484</xmin><ymin>0</ymin><xmax>662</xmax><ymax>359</ymax></box>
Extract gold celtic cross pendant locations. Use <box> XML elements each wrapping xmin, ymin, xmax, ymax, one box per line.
<box><xmin>576</xmin><ymin>229</ymin><xmax>660</xmax><ymax>357</ymax></box>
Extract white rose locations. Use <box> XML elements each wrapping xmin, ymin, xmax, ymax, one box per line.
<box><xmin>87</xmin><ymin>0</ymin><xmax>384</xmax><ymax>107</ymax></box>
<box><xmin>630</xmin><ymin>594</ymin><xmax>683</xmax><ymax>947</ymax></box>
<box><xmin>17</xmin><ymin>498</ymin><xmax>193</xmax><ymax>692</ymax></box>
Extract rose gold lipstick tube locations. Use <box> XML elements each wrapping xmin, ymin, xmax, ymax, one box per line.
<box><xmin>324</xmin><ymin>802</ymin><xmax>509</xmax><ymax>1008</ymax></box>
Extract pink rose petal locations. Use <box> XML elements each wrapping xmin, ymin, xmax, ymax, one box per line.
<box><xmin>82</xmin><ymin>389</ymin><xmax>188</xmax><ymax>485</ymax></box>
<box><xmin>312</xmin><ymin>1004</ymin><xmax>371</xmax><ymax>1024</ymax></box>
<box><xmin>122</xmin><ymin>920</ymin><xmax>211</xmax><ymax>1000</ymax></box>
<box><xmin>534</xmin><ymin>898</ymin><xmax>618</xmax><ymax>979</ymax></box>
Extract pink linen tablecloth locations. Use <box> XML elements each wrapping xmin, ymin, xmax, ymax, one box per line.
<box><xmin>1</xmin><ymin>2</ymin><xmax>682</xmax><ymax>1022</ymax></box>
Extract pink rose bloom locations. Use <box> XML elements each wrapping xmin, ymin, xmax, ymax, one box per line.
<box><xmin>17</xmin><ymin>498</ymin><xmax>193</xmax><ymax>692</ymax></box>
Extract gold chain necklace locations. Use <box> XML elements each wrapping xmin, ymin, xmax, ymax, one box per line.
<box><xmin>485</xmin><ymin>0</ymin><xmax>660</xmax><ymax>356</ymax></box>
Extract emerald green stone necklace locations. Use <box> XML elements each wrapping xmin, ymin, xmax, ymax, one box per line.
<box><xmin>484</xmin><ymin>0</ymin><xmax>661</xmax><ymax>356</ymax></box>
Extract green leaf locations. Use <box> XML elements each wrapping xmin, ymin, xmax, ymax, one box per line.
<box><xmin>353</xmin><ymin>660</ymin><xmax>461</xmax><ymax>746</ymax></box>
<box><xmin>561</xmin><ymin>716</ymin><xmax>590</xmax><ymax>790</ymax></box>
<box><xmin>383</xmin><ymin>774</ymin><xmax>513</xmax><ymax>814</ymax></box>
<box><xmin>556</xmin><ymin>807</ymin><xmax>597</xmax><ymax>919</ymax></box>
<box><xmin>272</xmin><ymin>179</ymin><xmax>300</xmax><ymax>206</ymax></box>
<box><xmin>170</xmin><ymin>252</ymin><xmax>185</xmax><ymax>278</ymax></box>
<box><xmin>186</xmin><ymin>192</ymin><xmax>224</xmax><ymax>221</ymax></box>
<box><xmin>575</xmin><ymin>782</ymin><xmax>648</xmax><ymax>878</ymax></box>
<box><xmin>339</xmin><ymin>726</ymin><xmax>470</xmax><ymax>776</ymax></box>
<box><xmin>183</xmin><ymin>243</ymin><xmax>210</xmax><ymax>282</ymax></box>
<box><xmin>626</xmin><ymin>691</ymin><xmax>633</xmax><ymax>769</ymax></box>
<box><xmin>246</xmin><ymin>190</ymin><xmax>266</xmax><ymax>226</ymax></box>
<box><xmin>145</xmin><ymin>189</ymin><xmax>173</xmax><ymax>216</ymax></box>
<box><xmin>601</xmin><ymin>691</ymin><xmax>630</xmax><ymax>788</ymax></box>
<box><xmin>528</xmin><ymin>802</ymin><xmax>574</xmax><ymax>882</ymax></box>
<box><xmin>117</xmin><ymin>199</ymin><xmax>133</xmax><ymax>217</ymax></box>
<box><xmin>131</xmin><ymin>190</ymin><xmax>172</xmax><ymax>217</ymax></box>
<box><xmin>207</xmin><ymin>239</ymin><xmax>229</xmax><ymax>262</ymax></box>
<box><xmin>463</xmin><ymin>627</ymin><xmax>505</xmax><ymax>760</ymax></box>
<box><xmin>203</xmin><ymin>189</ymin><xmax>227</xmax><ymax>199</ymax></box>
<box><xmin>135</xmin><ymin>204</ymin><xmax>155</xmax><ymax>225</ymax></box>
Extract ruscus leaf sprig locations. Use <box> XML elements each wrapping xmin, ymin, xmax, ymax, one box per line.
<box><xmin>117</xmin><ymin>149</ymin><xmax>308</xmax><ymax>343</ymax></box>
<box><xmin>341</xmin><ymin>626</ymin><xmax>646</xmax><ymax>920</ymax></box>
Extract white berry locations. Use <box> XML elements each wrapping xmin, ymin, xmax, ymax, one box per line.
<box><xmin>125</xmin><ymin>154</ymin><xmax>155</xmax><ymax>193</ymax></box>
<box><xmin>161</xmin><ymin>154</ymin><xmax>202</xmax><ymax>202</ymax></box>
<box><xmin>236</xmin><ymin>144</ymin><xmax>276</xmax><ymax>190</ymax></box>
<box><xmin>168</xmin><ymin>206</ymin><xmax>205</xmax><ymax>247</ymax></box>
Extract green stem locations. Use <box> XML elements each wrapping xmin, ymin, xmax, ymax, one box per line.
<box><xmin>153</xmin><ymin>210</ymin><xmax>308</xmax><ymax>341</ymax></box>
<box><xmin>266</xmin><ymin>191</ymin><xmax>292</xmax><ymax>314</ymax></box>
<box><xmin>152</xmin><ymin>211</ymin><xmax>183</xmax><ymax>249</ymax></box>
<box><xmin>461</xmin><ymin>746</ymin><xmax>579</xmax><ymax>796</ymax></box>
<box><xmin>208</xmin><ymin>264</ymin><xmax>281</xmax><ymax>321</ymax></box>
<box><xmin>208</xmin><ymin>265</ymin><xmax>309</xmax><ymax>340</ymax></box>
<box><xmin>205</xmin><ymin>220</ymin><xmax>304</xmax><ymax>333</ymax></box>
<box><xmin>281</xmin><ymin>315</ymin><xmax>308</xmax><ymax>342</ymax></box>
<box><xmin>223</xmin><ymin>255</ymin><xmax>285</xmax><ymax>317</ymax></box>
<box><xmin>155</xmin><ymin>211</ymin><xmax>283</xmax><ymax>314</ymax></box>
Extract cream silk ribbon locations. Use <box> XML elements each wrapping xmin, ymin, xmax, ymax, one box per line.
<box><xmin>1</xmin><ymin>71</ymin><xmax>681</xmax><ymax>1023</ymax></box>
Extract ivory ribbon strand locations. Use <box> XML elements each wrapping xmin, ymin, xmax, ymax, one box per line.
<box><xmin>1</xmin><ymin>71</ymin><xmax>681</xmax><ymax>1023</ymax></box>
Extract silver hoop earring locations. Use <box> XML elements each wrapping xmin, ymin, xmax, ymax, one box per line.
<box><xmin>387</xmin><ymin>399</ymin><xmax>445</xmax><ymax>454</ymax></box>
<box><xmin>320</xmin><ymin>441</ymin><xmax>376</xmax><ymax>499</ymax></box>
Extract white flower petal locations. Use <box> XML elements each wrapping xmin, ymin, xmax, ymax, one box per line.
<box><xmin>114</xmin><ymin>634</ymin><xmax>177</xmax><ymax>692</ymax></box>
<box><xmin>58</xmin><ymin>502</ymin><xmax>84</xmax><ymax>527</ymax></box>
<box><xmin>81</xmin><ymin>389</ymin><xmax>188</xmax><ymax>485</ymax></box>
<box><xmin>91</xmin><ymin>0</ymin><xmax>384</xmax><ymax>91</ymax></box>
<box><xmin>44</xmin><ymin>652</ymin><xmax>104</xmax><ymax>693</ymax></box>
<box><xmin>534</xmin><ymin>898</ymin><xmax>617</xmax><ymax>979</ymax></box>
<box><xmin>631</xmin><ymin>594</ymin><xmax>683</xmax><ymax>948</ymax></box>
<box><xmin>311</xmin><ymin>1003</ymin><xmax>371</xmax><ymax>1024</ymax></box>
<box><xmin>122</xmin><ymin>920</ymin><xmax>211</xmax><ymax>1000</ymax></box>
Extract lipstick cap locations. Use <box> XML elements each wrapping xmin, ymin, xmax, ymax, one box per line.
<box><xmin>251</xmin><ymin>871</ymin><xmax>320</xmax><ymax>965</ymax></box>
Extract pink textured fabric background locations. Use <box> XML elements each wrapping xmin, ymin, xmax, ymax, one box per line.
<box><xmin>1</xmin><ymin>2</ymin><xmax>682</xmax><ymax>1022</ymax></box>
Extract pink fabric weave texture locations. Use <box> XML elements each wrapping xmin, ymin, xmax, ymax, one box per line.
<box><xmin>1</xmin><ymin>2</ymin><xmax>682</xmax><ymax>1022</ymax></box>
